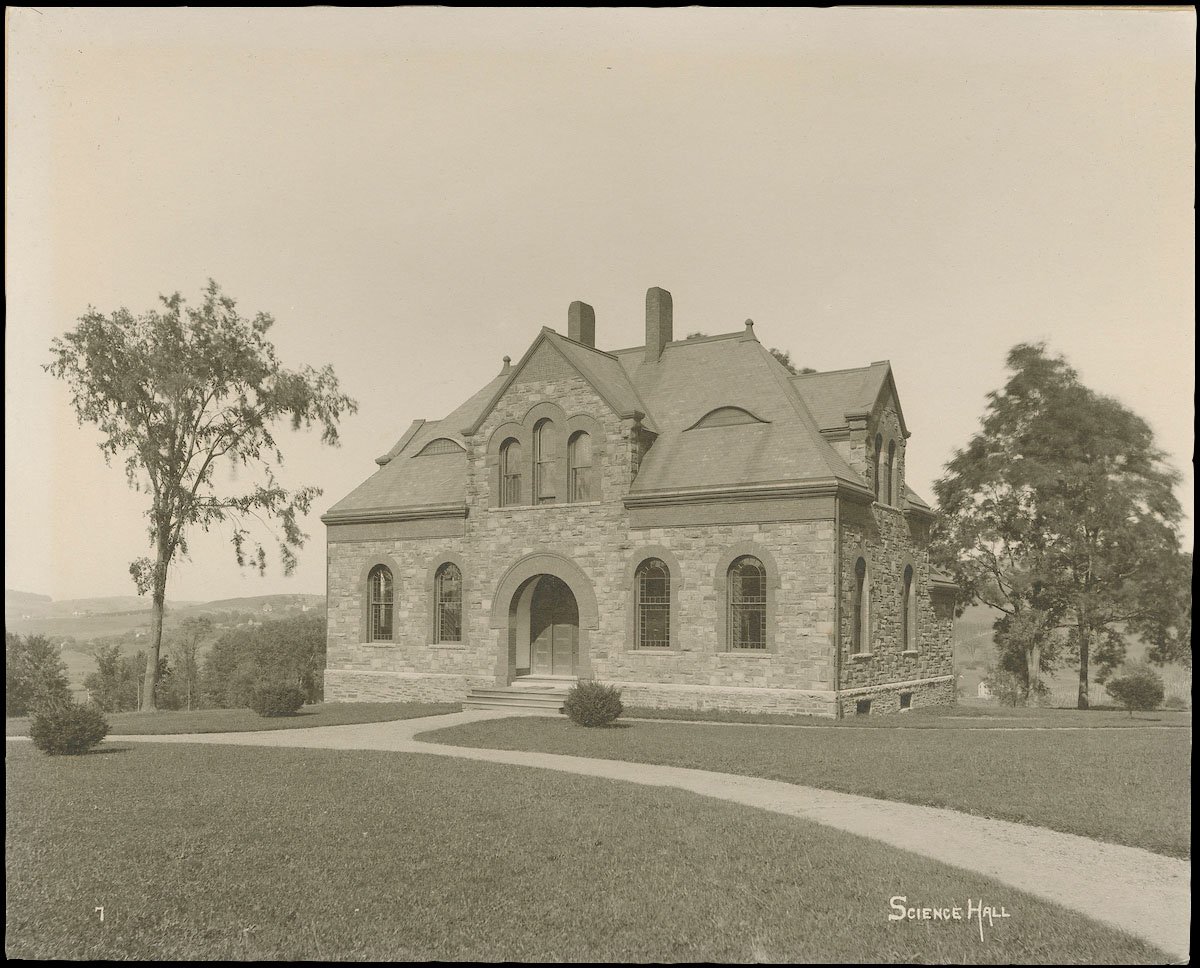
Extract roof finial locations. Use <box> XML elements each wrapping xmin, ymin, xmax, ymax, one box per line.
<box><xmin>741</xmin><ymin>318</ymin><xmax>757</xmax><ymax>341</ymax></box>
<box><xmin>502</xmin><ymin>355</ymin><xmax>512</xmax><ymax>373</ymax></box>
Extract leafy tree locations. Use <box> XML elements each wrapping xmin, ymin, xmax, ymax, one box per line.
<box><xmin>5</xmin><ymin>632</ymin><xmax>72</xmax><ymax>716</ymax></box>
<box><xmin>46</xmin><ymin>281</ymin><xmax>356</xmax><ymax>711</ymax></box>
<box><xmin>1106</xmin><ymin>664</ymin><xmax>1165</xmax><ymax>716</ymax></box>
<box><xmin>84</xmin><ymin>644</ymin><xmax>135</xmax><ymax>712</ymax></box>
<box><xmin>170</xmin><ymin>616</ymin><xmax>212</xmax><ymax>710</ymax></box>
<box><xmin>933</xmin><ymin>343</ymin><xmax>1189</xmax><ymax>708</ymax></box>
<box><xmin>202</xmin><ymin>612</ymin><xmax>326</xmax><ymax>708</ymax></box>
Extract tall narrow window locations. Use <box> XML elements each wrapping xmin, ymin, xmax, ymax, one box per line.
<box><xmin>873</xmin><ymin>434</ymin><xmax>883</xmax><ymax>502</ymax></box>
<box><xmin>499</xmin><ymin>438</ymin><xmax>522</xmax><ymax>506</ymax></box>
<box><xmin>902</xmin><ymin>565</ymin><xmax>915</xmax><ymax>652</ymax></box>
<box><xmin>886</xmin><ymin>440</ymin><xmax>896</xmax><ymax>506</ymax></box>
<box><xmin>368</xmin><ymin>565</ymin><xmax>393</xmax><ymax>642</ymax></box>
<box><xmin>636</xmin><ymin>558</ymin><xmax>670</xmax><ymax>649</ymax></box>
<box><xmin>435</xmin><ymin>563</ymin><xmax>462</xmax><ymax>643</ymax></box>
<box><xmin>851</xmin><ymin>557</ymin><xmax>868</xmax><ymax>653</ymax></box>
<box><xmin>533</xmin><ymin>419</ymin><xmax>557</xmax><ymax>504</ymax></box>
<box><xmin>728</xmin><ymin>556</ymin><xmax>767</xmax><ymax>650</ymax></box>
<box><xmin>567</xmin><ymin>430</ymin><xmax>593</xmax><ymax>502</ymax></box>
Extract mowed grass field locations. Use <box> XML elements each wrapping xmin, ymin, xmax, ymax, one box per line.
<box><xmin>5</xmin><ymin>702</ymin><xmax>460</xmax><ymax>737</ymax></box>
<box><xmin>5</xmin><ymin>743</ymin><xmax>1168</xmax><ymax>962</ymax></box>
<box><xmin>422</xmin><ymin>715</ymin><xmax>1192</xmax><ymax>858</ymax></box>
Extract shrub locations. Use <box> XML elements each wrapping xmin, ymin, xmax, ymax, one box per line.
<box><xmin>983</xmin><ymin>667</ymin><xmax>1027</xmax><ymax>707</ymax></box>
<box><xmin>563</xmin><ymin>680</ymin><xmax>624</xmax><ymax>727</ymax></box>
<box><xmin>1162</xmin><ymin>695</ymin><xmax>1189</xmax><ymax>711</ymax></box>
<box><xmin>29</xmin><ymin>701</ymin><xmax>109</xmax><ymax>755</ymax></box>
<box><xmin>1106</xmin><ymin>666</ymin><xmax>1165</xmax><ymax>716</ymax></box>
<box><xmin>247</xmin><ymin>682</ymin><xmax>307</xmax><ymax>717</ymax></box>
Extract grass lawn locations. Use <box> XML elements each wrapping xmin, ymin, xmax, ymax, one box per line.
<box><xmin>4</xmin><ymin>701</ymin><xmax>460</xmax><ymax>737</ymax></box>
<box><xmin>422</xmin><ymin>717</ymin><xmax>1191</xmax><ymax>859</ymax></box>
<box><xmin>5</xmin><ymin>743</ymin><xmax>1167</xmax><ymax>962</ymax></box>
<box><xmin>623</xmin><ymin>704</ymin><xmax>1193</xmax><ymax>729</ymax></box>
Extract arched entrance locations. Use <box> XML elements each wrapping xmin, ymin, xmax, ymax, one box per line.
<box><xmin>511</xmin><ymin>575</ymin><xmax>579</xmax><ymax>678</ymax></box>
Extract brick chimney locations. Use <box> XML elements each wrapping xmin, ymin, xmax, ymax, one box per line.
<box><xmin>568</xmin><ymin>301</ymin><xmax>596</xmax><ymax>347</ymax></box>
<box><xmin>645</xmin><ymin>286</ymin><xmax>673</xmax><ymax>362</ymax></box>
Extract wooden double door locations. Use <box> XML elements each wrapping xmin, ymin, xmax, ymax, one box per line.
<box><xmin>529</xmin><ymin>576</ymin><xmax>578</xmax><ymax>676</ymax></box>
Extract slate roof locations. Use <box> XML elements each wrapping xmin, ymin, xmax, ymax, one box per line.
<box><xmin>325</xmin><ymin>324</ymin><xmax>932</xmax><ymax>518</ymax></box>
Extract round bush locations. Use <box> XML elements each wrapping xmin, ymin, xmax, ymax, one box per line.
<box><xmin>563</xmin><ymin>680</ymin><xmax>624</xmax><ymax>727</ymax></box>
<box><xmin>29</xmin><ymin>701</ymin><xmax>110</xmax><ymax>755</ymax></box>
<box><xmin>1106</xmin><ymin>667</ymin><xmax>1165</xmax><ymax>715</ymax></box>
<box><xmin>247</xmin><ymin>683</ymin><xmax>307</xmax><ymax>717</ymax></box>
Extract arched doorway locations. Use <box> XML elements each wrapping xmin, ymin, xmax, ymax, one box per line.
<box><xmin>511</xmin><ymin>575</ymin><xmax>579</xmax><ymax>678</ymax></box>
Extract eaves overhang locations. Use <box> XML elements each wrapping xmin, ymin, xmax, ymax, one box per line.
<box><xmin>624</xmin><ymin>477</ymin><xmax>873</xmax><ymax>510</ymax></box>
<box><xmin>321</xmin><ymin>503</ymin><xmax>469</xmax><ymax>526</ymax></box>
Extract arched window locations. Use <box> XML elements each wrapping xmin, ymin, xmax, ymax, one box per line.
<box><xmin>851</xmin><ymin>557</ymin><xmax>869</xmax><ymax>653</ymax></box>
<box><xmin>873</xmin><ymin>435</ymin><xmax>883</xmax><ymax>502</ymax></box>
<box><xmin>728</xmin><ymin>556</ymin><xmax>767</xmax><ymax>650</ymax></box>
<box><xmin>902</xmin><ymin>565</ymin><xmax>915</xmax><ymax>652</ymax></box>
<box><xmin>533</xmin><ymin>419</ymin><xmax>557</xmax><ymax>504</ymax></box>
<box><xmin>635</xmin><ymin>558</ymin><xmax>670</xmax><ymax>649</ymax></box>
<box><xmin>499</xmin><ymin>438</ymin><xmax>522</xmax><ymax>506</ymax></box>
<box><xmin>368</xmin><ymin>565</ymin><xmax>393</xmax><ymax>642</ymax></box>
<box><xmin>435</xmin><ymin>563</ymin><xmax>462</xmax><ymax>643</ymax></box>
<box><xmin>567</xmin><ymin>430</ymin><xmax>593</xmax><ymax>502</ymax></box>
<box><xmin>886</xmin><ymin>440</ymin><xmax>896</xmax><ymax>506</ymax></box>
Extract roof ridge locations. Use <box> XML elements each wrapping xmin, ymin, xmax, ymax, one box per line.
<box><xmin>608</xmin><ymin>330</ymin><xmax>743</xmax><ymax>355</ymax></box>
<box><xmin>792</xmin><ymin>363</ymin><xmax>883</xmax><ymax>379</ymax></box>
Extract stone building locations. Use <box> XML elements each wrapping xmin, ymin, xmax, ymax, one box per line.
<box><xmin>322</xmin><ymin>288</ymin><xmax>956</xmax><ymax>717</ymax></box>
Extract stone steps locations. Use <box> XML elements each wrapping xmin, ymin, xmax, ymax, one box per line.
<box><xmin>463</xmin><ymin>685</ymin><xmax>569</xmax><ymax>713</ymax></box>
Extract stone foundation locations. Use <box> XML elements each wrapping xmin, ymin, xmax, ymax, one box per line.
<box><xmin>836</xmin><ymin>676</ymin><xmax>955</xmax><ymax>717</ymax></box>
<box><xmin>324</xmin><ymin>669</ymin><xmax>483</xmax><ymax>703</ymax></box>
<box><xmin>615</xmin><ymin>680</ymin><xmax>838</xmax><ymax>718</ymax></box>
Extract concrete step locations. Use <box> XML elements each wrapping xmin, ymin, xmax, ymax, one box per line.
<box><xmin>463</xmin><ymin>684</ymin><xmax>570</xmax><ymax>713</ymax></box>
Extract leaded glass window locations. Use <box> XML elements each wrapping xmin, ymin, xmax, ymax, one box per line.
<box><xmin>636</xmin><ymin>558</ymin><xmax>670</xmax><ymax>649</ymax></box>
<box><xmin>368</xmin><ymin>565</ymin><xmax>393</xmax><ymax>642</ymax></box>
<box><xmin>435</xmin><ymin>563</ymin><xmax>462</xmax><ymax>643</ymax></box>
<box><xmin>728</xmin><ymin>556</ymin><xmax>766</xmax><ymax>650</ymax></box>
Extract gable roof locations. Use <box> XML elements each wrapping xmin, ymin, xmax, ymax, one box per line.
<box><xmin>462</xmin><ymin>328</ymin><xmax>657</xmax><ymax>436</ymax></box>
<box><xmin>612</xmin><ymin>332</ymin><xmax>867</xmax><ymax>496</ymax></box>
<box><xmin>326</xmin><ymin>321</ymin><xmax>931</xmax><ymax>519</ymax></box>
<box><xmin>792</xmin><ymin>361</ymin><xmax>909</xmax><ymax>438</ymax></box>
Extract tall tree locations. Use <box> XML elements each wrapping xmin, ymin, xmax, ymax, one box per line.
<box><xmin>47</xmin><ymin>281</ymin><xmax>356</xmax><ymax>711</ymax></box>
<box><xmin>5</xmin><ymin>632</ymin><xmax>72</xmax><ymax>716</ymax></box>
<box><xmin>171</xmin><ymin>616</ymin><xmax>212</xmax><ymax>710</ymax></box>
<box><xmin>932</xmin><ymin>343</ymin><xmax>1189</xmax><ymax>708</ymax></box>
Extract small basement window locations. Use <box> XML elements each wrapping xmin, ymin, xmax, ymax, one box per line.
<box><xmin>855</xmin><ymin>699</ymin><xmax>871</xmax><ymax>716</ymax></box>
<box><xmin>900</xmin><ymin>692</ymin><xmax>912</xmax><ymax>711</ymax></box>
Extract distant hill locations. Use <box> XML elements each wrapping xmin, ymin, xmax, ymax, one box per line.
<box><xmin>5</xmin><ymin>590</ymin><xmax>324</xmax><ymax>641</ymax></box>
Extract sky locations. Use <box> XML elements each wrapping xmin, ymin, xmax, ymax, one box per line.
<box><xmin>5</xmin><ymin>7</ymin><xmax>1195</xmax><ymax>603</ymax></box>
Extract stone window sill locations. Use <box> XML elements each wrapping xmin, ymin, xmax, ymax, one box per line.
<box><xmin>716</xmin><ymin>650</ymin><xmax>773</xmax><ymax>658</ymax></box>
<box><xmin>901</xmin><ymin>649</ymin><xmax>919</xmax><ymax>657</ymax></box>
<box><xmin>428</xmin><ymin>642</ymin><xmax>467</xmax><ymax>650</ymax></box>
<box><xmin>626</xmin><ymin>648</ymin><xmax>679</xmax><ymax>656</ymax></box>
<box><xmin>850</xmin><ymin>652</ymin><xmax>875</xmax><ymax>661</ymax></box>
<box><xmin>491</xmin><ymin>501</ymin><xmax>602</xmax><ymax>512</ymax></box>
<box><xmin>362</xmin><ymin>641</ymin><xmax>395</xmax><ymax>648</ymax></box>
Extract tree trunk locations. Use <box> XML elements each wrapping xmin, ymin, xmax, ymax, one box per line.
<box><xmin>142</xmin><ymin>541</ymin><xmax>170</xmax><ymax>713</ymax></box>
<box><xmin>1076</xmin><ymin>618</ymin><xmax>1090</xmax><ymax>710</ymax></box>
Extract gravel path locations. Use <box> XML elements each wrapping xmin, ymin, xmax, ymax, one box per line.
<box><xmin>31</xmin><ymin>710</ymin><xmax>1193</xmax><ymax>961</ymax></box>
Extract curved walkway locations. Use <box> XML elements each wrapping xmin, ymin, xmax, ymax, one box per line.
<box><xmin>70</xmin><ymin>711</ymin><xmax>1196</xmax><ymax>960</ymax></box>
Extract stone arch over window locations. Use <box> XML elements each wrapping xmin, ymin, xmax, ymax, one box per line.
<box><xmin>714</xmin><ymin>544</ymin><xmax>781</xmax><ymax>653</ymax></box>
<box><xmin>624</xmin><ymin>545</ymin><xmax>682</xmax><ymax>651</ymax></box>
<box><xmin>565</xmin><ymin>413</ymin><xmax>604</xmax><ymax>503</ymax></box>
<box><xmin>851</xmin><ymin>556</ymin><xmax>871</xmax><ymax>655</ymax></box>
<box><xmin>487</xmin><ymin>421</ymin><xmax>528</xmax><ymax>508</ymax></box>
<box><xmin>359</xmin><ymin>556</ymin><xmax>401</xmax><ymax>644</ymax></box>
<box><xmin>524</xmin><ymin>402</ymin><xmax>569</xmax><ymax>505</ymax></box>
<box><xmin>900</xmin><ymin>560</ymin><xmax>918</xmax><ymax>653</ymax></box>
<box><xmin>426</xmin><ymin>553</ymin><xmax>468</xmax><ymax>646</ymax></box>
